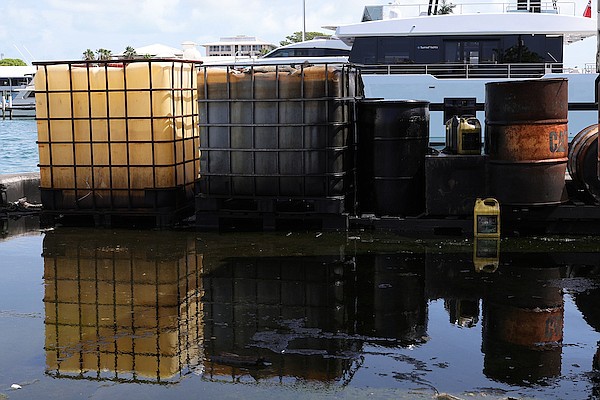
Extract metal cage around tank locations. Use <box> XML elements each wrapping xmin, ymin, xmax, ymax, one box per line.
<box><xmin>34</xmin><ymin>59</ymin><xmax>200</xmax><ymax>227</ymax></box>
<box><xmin>195</xmin><ymin>62</ymin><xmax>362</xmax><ymax>226</ymax></box>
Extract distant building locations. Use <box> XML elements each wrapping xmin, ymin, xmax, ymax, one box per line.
<box><xmin>133</xmin><ymin>43</ymin><xmax>183</xmax><ymax>58</ymax></box>
<box><xmin>202</xmin><ymin>35</ymin><xmax>276</xmax><ymax>58</ymax></box>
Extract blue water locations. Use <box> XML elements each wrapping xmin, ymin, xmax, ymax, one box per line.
<box><xmin>0</xmin><ymin>119</ymin><xmax>39</xmax><ymax>174</ymax></box>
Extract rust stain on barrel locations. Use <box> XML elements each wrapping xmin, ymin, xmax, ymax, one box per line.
<box><xmin>486</xmin><ymin>123</ymin><xmax>568</xmax><ymax>161</ymax></box>
<box><xmin>488</xmin><ymin>303</ymin><xmax>564</xmax><ymax>347</ymax></box>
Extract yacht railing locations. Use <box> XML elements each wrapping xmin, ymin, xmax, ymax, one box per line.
<box><xmin>369</xmin><ymin>1</ymin><xmax>577</xmax><ymax>17</ymax></box>
<box><xmin>356</xmin><ymin>62</ymin><xmax>574</xmax><ymax>79</ymax></box>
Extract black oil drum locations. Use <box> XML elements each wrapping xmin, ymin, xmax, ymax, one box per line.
<box><xmin>485</xmin><ymin>78</ymin><xmax>568</xmax><ymax>205</ymax></box>
<box><xmin>357</xmin><ymin>99</ymin><xmax>430</xmax><ymax>216</ymax></box>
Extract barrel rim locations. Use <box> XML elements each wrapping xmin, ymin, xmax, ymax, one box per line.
<box><xmin>485</xmin><ymin>77</ymin><xmax>568</xmax><ymax>88</ymax></box>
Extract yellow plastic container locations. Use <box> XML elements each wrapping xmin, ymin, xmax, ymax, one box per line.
<box><xmin>445</xmin><ymin>116</ymin><xmax>481</xmax><ymax>155</ymax></box>
<box><xmin>474</xmin><ymin>198</ymin><xmax>500</xmax><ymax>238</ymax></box>
<box><xmin>35</xmin><ymin>61</ymin><xmax>199</xmax><ymax>209</ymax></box>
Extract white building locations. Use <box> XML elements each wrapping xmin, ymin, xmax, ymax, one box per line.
<box><xmin>202</xmin><ymin>35</ymin><xmax>276</xmax><ymax>58</ymax></box>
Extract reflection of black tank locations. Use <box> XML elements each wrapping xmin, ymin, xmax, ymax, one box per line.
<box><xmin>425</xmin><ymin>251</ymin><xmax>488</xmax><ymax>300</ymax></box>
<box><xmin>482</xmin><ymin>258</ymin><xmax>564</xmax><ymax>384</ymax></box>
<box><xmin>202</xmin><ymin>255</ymin><xmax>360</xmax><ymax>382</ymax></box>
<box><xmin>355</xmin><ymin>254</ymin><xmax>427</xmax><ymax>344</ymax></box>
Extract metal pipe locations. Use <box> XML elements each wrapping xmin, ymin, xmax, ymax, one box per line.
<box><xmin>302</xmin><ymin>0</ymin><xmax>306</xmax><ymax>41</ymax></box>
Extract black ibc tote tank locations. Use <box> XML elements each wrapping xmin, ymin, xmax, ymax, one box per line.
<box><xmin>357</xmin><ymin>99</ymin><xmax>430</xmax><ymax>216</ymax></box>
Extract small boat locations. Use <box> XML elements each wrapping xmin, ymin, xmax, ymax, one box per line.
<box><xmin>4</xmin><ymin>84</ymin><xmax>36</xmax><ymax>118</ymax></box>
<box><xmin>1</xmin><ymin>66</ymin><xmax>36</xmax><ymax>118</ymax></box>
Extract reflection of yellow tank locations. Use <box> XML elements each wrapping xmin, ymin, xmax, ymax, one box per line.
<box><xmin>445</xmin><ymin>115</ymin><xmax>482</xmax><ymax>155</ymax></box>
<box><xmin>43</xmin><ymin>231</ymin><xmax>203</xmax><ymax>382</ymax></box>
<box><xmin>474</xmin><ymin>198</ymin><xmax>501</xmax><ymax>238</ymax></box>
<box><xmin>473</xmin><ymin>238</ymin><xmax>500</xmax><ymax>273</ymax></box>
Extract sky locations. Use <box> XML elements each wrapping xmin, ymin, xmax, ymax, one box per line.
<box><xmin>0</xmin><ymin>0</ymin><xmax>597</xmax><ymax>67</ymax></box>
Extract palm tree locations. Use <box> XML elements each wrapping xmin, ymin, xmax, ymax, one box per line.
<box><xmin>96</xmin><ymin>48</ymin><xmax>113</xmax><ymax>61</ymax></box>
<box><xmin>437</xmin><ymin>0</ymin><xmax>456</xmax><ymax>14</ymax></box>
<box><xmin>82</xmin><ymin>49</ymin><xmax>95</xmax><ymax>61</ymax></box>
<box><xmin>123</xmin><ymin>46</ymin><xmax>138</xmax><ymax>59</ymax></box>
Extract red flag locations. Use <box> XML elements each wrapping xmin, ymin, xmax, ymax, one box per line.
<box><xmin>583</xmin><ymin>0</ymin><xmax>592</xmax><ymax>17</ymax></box>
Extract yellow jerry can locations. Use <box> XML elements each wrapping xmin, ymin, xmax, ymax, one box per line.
<box><xmin>445</xmin><ymin>115</ymin><xmax>481</xmax><ymax>155</ymax></box>
<box><xmin>474</xmin><ymin>198</ymin><xmax>500</xmax><ymax>238</ymax></box>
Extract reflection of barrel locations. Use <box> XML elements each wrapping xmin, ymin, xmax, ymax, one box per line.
<box><xmin>357</xmin><ymin>100</ymin><xmax>430</xmax><ymax>216</ymax></box>
<box><xmin>568</xmin><ymin>124</ymin><xmax>600</xmax><ymax>200</ymax></box>
<box><xmin>485</xmin><ymin>78</ymin><xmax>568</xmax><ymax>205</ymax></box>
<box><xmin>372</xmin><ymin>254</ymin><xmax>427</xmax><ymax>342</ymax></box>
<box><xmin>482</xmin><ymin>261</ymin><xmax>564</xmax><ymax>384</ymax></box>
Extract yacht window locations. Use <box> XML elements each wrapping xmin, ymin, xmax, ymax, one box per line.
<box><xmin>444</xmin><ymin>41</ymin><xmax>460</xmax><ymax>63</ymax></box>
<box><xmin>463</xmin><ymin>42</ymin><xmax>479</xmax><ymax>63</ymax></box>
<box><xmin>481</xmin><ymin>41</ymin><xmax>500</xmax><ymax>63</ymax></box>
<box><xmin>348</xmin><ymin>37</ymin><xmax>378</xmax><ymax>64</ymax></box>
<box><xmin>378</xmin><ymin>38</ymin><xmax>411</xmax><ymax>63</ymax></box>
<box><xmin>444</xmin><ymin>40</ymin><xmax>499</xmax><ymax>63</ymax></box>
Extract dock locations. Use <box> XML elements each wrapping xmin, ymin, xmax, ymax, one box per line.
<box><xmin>1</xmin><ymin>105</ymin><xmax>35</xmax><ymax>119</ymax></box>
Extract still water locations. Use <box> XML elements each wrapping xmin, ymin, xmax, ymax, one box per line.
<box><xmin>2</xmin><ymin>219</ymin><xmax>600</xmax><ymax>399</ymax></box>
<box><xmin>0</xmin><ymin>119</ymin><xmax>38</xmax><ymax>174</ymax></box>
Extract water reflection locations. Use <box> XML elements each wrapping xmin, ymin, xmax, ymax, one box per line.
<box><xmin>202</xmin><ymin>253</ymin><xmax>427</xmax><ymax>382</ymax></box>
<box><xmin>1</xmin><ymin>215</ymin><xmax>41</xmax><ymax>241</ymax></box>
<box><xmin>482</xmin><ymin>254</ymin><xmax>564</xmax><ymax>384</ymax></box>
<box><xmin>38</xmin><ymin>229</ymin><xmax>600</xmax><ymax>395</ymax></box>
<box><xmin>43</xmin><ymin>230</ymin><xmax>203</xmax><ymax>383</ymax></box>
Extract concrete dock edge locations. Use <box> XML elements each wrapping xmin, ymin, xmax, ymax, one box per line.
<box><xmin>0</xmin><ymin>172</ymin><xmax>41</xmax><ymax>203</ymax></box>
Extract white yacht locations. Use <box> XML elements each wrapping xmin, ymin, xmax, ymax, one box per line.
<box><xmin>261</xmin><ymin>37</ymin><xmax>351</xmax><ymax>59</ymax></box>
<box><xmin>201</xmin><ymin>37</ymin><xmax>350</xmax><ymax>67</ymax></box>
<box><xmin>0</xmin><ymin>66</ymin><xmax>36</xmax><ymax>118</ymax></box>
<box><xmin>334</xmin><ymin>0</ymin><xmax>598</xmax><ymax>140</ymax></box>
<box><xmin>7</xmin><ymin>84</ymin><xmax>36</xmax><ymax>118</ymax></box>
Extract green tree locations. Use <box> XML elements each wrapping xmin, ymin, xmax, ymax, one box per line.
<box><xmin>82</xmin><ymin>49</ymin><xmax>95</xmax><ymax>61</ymax></box>
<box><xmin>280</xmin><ymin>31</ymin><xmax>330</xmax><ymax>46</ymax></box>
<box><xmin>96</xmin><ymin>48</ymin><xmax>113</xmax><ymax>61</ymax></box>
<box><xmin>501</xmin><ymin>45</ymin><xmax>542</xmax><ymax>63</ymax></box>
<box><xmin>0</xmin><ymin>58</ymin><xmax>27</xmax><ymax>66</ymax></box>
<box><xmin>123</xmin><ymin>46</ymin><xmax>138</xmax><ymax>59</ymax></box>
<box><xmin>437</xmin><ymin>0</ymin><xmax>456</xmax><ymax>14</ymax></box>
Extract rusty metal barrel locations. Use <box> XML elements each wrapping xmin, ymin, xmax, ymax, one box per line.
<box><xmin>568</xmin><ymin>124</ymin><xmax>600</xmax><ymax>200</ymax></box>
<box><xmin>485</xmin><ymin>78</ymin><xmax>568</xmax><ymax>205</ymax></box>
